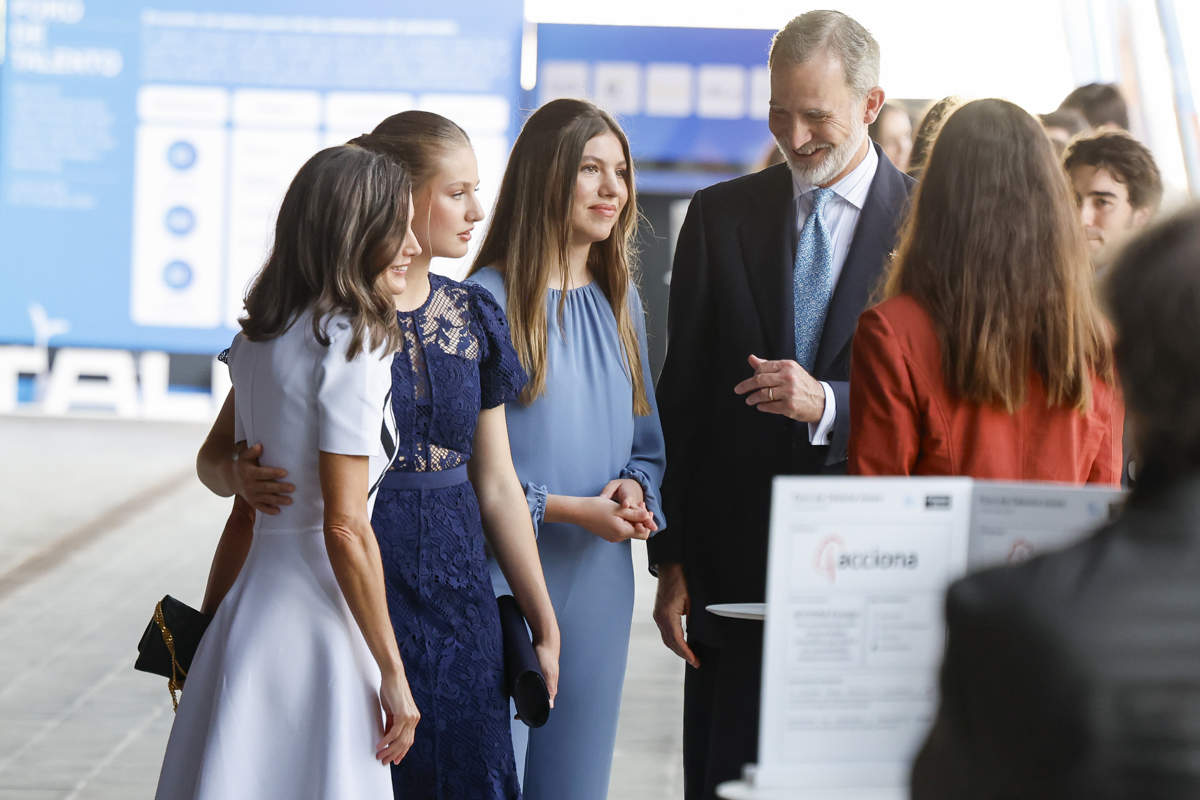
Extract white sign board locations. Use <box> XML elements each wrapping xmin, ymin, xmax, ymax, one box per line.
<box><xmin>754</xmin><ymin>477</ymin><xmax>1123</xmax><ymax>794</ymax></box>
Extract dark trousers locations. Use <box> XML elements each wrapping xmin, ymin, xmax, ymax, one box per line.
<box><xmin>683</xmin><ymin>624</ymin><xmax>763</xmax><ymax>800</ymax></box>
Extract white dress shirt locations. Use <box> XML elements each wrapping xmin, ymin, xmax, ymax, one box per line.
<box><xmin>790</xmin><ymin>142</ymin><xmax>879</xmax><ymax>444</ymax></box>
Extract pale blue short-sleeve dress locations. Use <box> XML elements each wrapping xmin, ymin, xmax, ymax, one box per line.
<box><xmin>154</xmin><ymin>312</ymin><xmax>397</xmax><ymax>800</ymax></box>
<box><xmin>466</xmin><ymin>267</ymin><xmax>666</xmax><ymax>800</ymax></box>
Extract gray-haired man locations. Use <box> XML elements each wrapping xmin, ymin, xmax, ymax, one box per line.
<box><xmin>649</xmin><ymin>11</ymin><xmax>915</xmax><ymax>798</ymax></box>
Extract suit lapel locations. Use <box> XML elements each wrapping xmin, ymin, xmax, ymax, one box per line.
<box><xmin>813</xmin><ymin>149</ymin><xmax>911</xmax><ymax>375</ymax></box>
<box><xmin>738</xmin><ymin>164</ymin><xmax>796</xmax><ymax>360</ymax></box>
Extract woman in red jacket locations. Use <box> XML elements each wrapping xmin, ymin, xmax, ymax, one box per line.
<box><xmin>849</xmin><ymin>98</ymin><xmax>1121</xmax><ymax>483</ymax></box>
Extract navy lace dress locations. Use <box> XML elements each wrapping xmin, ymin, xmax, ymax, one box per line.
<box><xmin>370</xmin><ymin>274</ymin><xmax>527</xmax><ymax>800</ymax></box>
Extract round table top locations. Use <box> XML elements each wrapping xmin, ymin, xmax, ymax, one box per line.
<box><xmin>705</xmin><ymin>602</ymin><xmax>766</xmax><ymax>621</ymax></box>
<box><xmin>717</xmin><ymin>780</ymin><xmax>903</xmax><ymax>800</ymax></box>
<box><xmin>715</xmin><ymin>779</ymin><xmax>794</xmax><ymax>799</ymax></box>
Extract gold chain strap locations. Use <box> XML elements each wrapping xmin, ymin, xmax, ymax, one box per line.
<box><xmin>153</xmin><ymin>601</ymin><xmax>188</xmax><ymax>712</ymax></box>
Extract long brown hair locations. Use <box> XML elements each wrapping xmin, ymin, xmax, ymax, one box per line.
<box><xmin>468</xmin><ymin>99</ymin><xmax>650</xmax><ymax>414</ymax></box>
<box><xmin>241</xmin><ymin>144</ymin><xmax>410</xmax><ymax>359</ymax></box>
<box><xmin>881</xmin><ymin>98</ymin><xmax>1111</xmax><ymax>413</ymax></box>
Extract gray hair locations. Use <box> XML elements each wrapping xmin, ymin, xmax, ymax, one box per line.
<box><xmin>769</xmin><ymin>10</ymin><xmax>880</xmax><ymax>98</ymax></box>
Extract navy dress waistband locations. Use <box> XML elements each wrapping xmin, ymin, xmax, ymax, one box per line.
<box><xmin>380</xmin><ymin>463</ymin><xmax>469</xmax><ymax>491</ymax></box>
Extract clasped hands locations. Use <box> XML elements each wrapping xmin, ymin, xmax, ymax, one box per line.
<box><xmin>733</xmin><ymin>354</ymin><xmax>826</xmax><ymax>423</ymax></box>
<box><xmin>574</xmin><ymin>478</ymin><xmax>657</xmax><ymax>543</ymax></box>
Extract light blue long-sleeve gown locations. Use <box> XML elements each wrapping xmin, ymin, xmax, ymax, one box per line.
<box><xmin>467</xmin><ymin>267</ymin><xmax>666</xmax><ymax>800</ymax></box>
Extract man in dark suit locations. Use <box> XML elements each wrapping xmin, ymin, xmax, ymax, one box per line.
<box><xmin>647</xmin><ymin>10</ymin><xmax>915</xmax><ymax>799</ymax></box>
<box><xmin>911</xmin><ymin>208</ymin><xmax>1200</xmax><ymax>800</ymax></box>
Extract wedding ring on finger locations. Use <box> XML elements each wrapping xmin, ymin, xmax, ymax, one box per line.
<box><xmin>768</xmin><ymin>387</ymin><xmax>774</xmax><ymax>401</ymax></box>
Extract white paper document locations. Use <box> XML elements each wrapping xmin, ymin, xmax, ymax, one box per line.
<box><xmin>754</xmin><ymin>477</ymin><xmax>1123</xmax><ymax>793</ymax></box>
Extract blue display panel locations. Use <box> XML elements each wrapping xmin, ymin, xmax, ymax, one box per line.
<box><xmin>533</xmin><ymin>24</ymin><xmax>777</xmax><ymax>167</ymax></box>
<box><xmin>0</xmin><ymin>0</ymin><xmax>523</xmax><ymax>353</ymax></box>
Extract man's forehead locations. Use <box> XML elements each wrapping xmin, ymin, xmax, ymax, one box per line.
<box><xmin>769</xmin><ymin>53</ymin><xmax>850</xmax><ymax>99</ymax></box>
<box><xmin>1070</xmin><ymin>164</ymin><xmax>1130</xmax><ymax>195</ymax></box>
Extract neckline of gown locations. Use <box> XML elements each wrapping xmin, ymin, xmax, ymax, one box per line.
<box><xmin>546</xmin><ymin>281</ymin><xmax>596</xmax><ymax>297</ymax></box>
<box><xmin>395</xmin><ymin>273</ymin><xmax>447</xmax><ymax>317</ymax></box>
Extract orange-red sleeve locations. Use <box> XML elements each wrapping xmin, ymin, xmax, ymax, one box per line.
<box><xmin>849</xmin><ymin>306</ymin><xmax>921</xmax><ymax>476</ymax></box>
<box><xmin>1087</xmin><ymin>379</ymin><xmax>1124</xmax><ymax>486</ymax></box>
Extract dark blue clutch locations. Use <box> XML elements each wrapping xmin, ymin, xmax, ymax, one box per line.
<box><xmin>496</xmin><ymin>594</ymin><xmax>551</xmax><ymax>728</ymax></box>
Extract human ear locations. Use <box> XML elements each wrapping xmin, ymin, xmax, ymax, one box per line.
<box><xmin>863</xmin><ymin>87</ymin><xmax>886</xmax><ymax>124</ymax></box>
<box><xmin>1132</xmin><ymin>206</ymin><xmax>1153</xmax><ymax>228</ymax></box>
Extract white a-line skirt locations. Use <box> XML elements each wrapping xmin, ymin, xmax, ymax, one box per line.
<box><xmin>154</xmin><ymin>527</ymin><xmax>393</xmax><ymax>800</ymax></box>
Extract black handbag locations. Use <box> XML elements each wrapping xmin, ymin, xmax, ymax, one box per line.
<box><xmin>496</xmin><ymin>594</ymin><xmax>551</xmax><ymax>728</ymax></box>
<box><xmin>135</xmin><ymin>595</ymin><xmax>211</xmax><ymax>711</ymax></box>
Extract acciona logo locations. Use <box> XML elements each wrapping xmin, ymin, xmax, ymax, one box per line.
<box><xmin>813</xmin><ymin>534</ymin><xmax>920</xmax><ymax>583</ymax></box>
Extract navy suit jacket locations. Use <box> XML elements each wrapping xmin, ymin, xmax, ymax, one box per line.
<box><xmin>648</xmin><ymin>145</ymin><xmax>914</xmax><ymax>644</ymax></box>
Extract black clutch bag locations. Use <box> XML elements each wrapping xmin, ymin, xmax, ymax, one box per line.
<box><xmin>496</xmin><ymin>594</ymin><xmax>550</xmax><ymax>728</ymax></box>
<box><xmin>135</xmin><ymin>595</ymin><xmax>211</xmax><ymax>710</ymax></box>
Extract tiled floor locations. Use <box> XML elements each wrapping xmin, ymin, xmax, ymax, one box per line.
<box><xmin>0</xmin><ymin>417</ymin><xmax>684</xmax><ymax>799</ymax></box>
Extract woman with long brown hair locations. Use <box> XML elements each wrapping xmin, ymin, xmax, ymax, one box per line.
<box><xmin>466</xmin><ymin>98</ymin><xmax>665</xmax><ymax>800</ymax></box>
<box><xmin>848</xmin><ymin>98</ymin><xmax>1122</xmax><ymax>482</ymax></box>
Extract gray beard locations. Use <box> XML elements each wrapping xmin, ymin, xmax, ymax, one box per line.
<box><xmin>781</xmin><ymin>122</ymin><xmax>867</xmax><ymax>186</ymax></box>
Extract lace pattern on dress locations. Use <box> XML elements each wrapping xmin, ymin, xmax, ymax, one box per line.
<box><xmin>388</xmin><ymin>276</ymin><xmax>526</xmax><ymax>474</ymax></box>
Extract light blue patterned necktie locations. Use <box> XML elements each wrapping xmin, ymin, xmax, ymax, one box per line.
<box><xmin>793</xmin><ymin>187</ymin><xmax>835</xmax><ymax>372</ymax></box>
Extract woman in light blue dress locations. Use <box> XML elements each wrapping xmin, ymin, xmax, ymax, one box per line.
<box><xmin>466</xmin><ymin>98</ymin><xmax>666</xmax><ymax>800</ymax></box>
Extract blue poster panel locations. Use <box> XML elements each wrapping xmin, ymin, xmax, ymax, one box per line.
<box><xmin>534</xmin><ymin>24</ymin><xmax>777</xmax><ymax>167</ymax></box>
<box><xmin>0</xmin><ymin>0</ymin><xmax>523</xmax><ymax>353</ymax></box>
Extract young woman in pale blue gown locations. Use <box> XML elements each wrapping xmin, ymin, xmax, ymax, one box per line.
<box><xmin>466</xmin><ymin>98</ymin><xmax>666</xmax><ymax>800</ymax></box>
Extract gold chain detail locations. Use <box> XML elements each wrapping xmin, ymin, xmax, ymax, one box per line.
<box><xmin>153</xmin><ymin>601</ymin><xmax>188</xmax><ymax>712</ymax></box>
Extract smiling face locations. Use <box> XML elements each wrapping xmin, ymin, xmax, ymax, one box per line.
<box><xmin>377</xmin><ymin>193</ymin><xmax>422</xmax><ymax>296</ymax></box>
<box><xmin>767</xmin><ymin>52</ymin><xmax>883</xmax><ymax>186</ymax></box>
<box><xmin>568</xmin><ymin>131</ymin><xmax>629</xmax><ymax>248</ymax></box>
<box><xmin>413</xmin><ymin>143</ymin><xmax>484</xmax><ymax>260</ymax></box>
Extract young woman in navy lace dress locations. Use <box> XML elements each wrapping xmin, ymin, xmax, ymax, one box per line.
<box><xmin>198</xmin><ymin>114</ymin><xmax>559</xmax><ymax>800</ymax></box>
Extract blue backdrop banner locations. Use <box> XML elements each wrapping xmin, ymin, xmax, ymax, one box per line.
<box><xmin>533</xmin><ymin>23</ymin><xmax>777</xmax><ymax>168</ymax></box>
<box><xmin>0</xmin><ymin>0</ymin><xmax>523</xmax><ymax>353</ymax></box>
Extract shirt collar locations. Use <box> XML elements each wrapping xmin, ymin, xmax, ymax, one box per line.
<box><xmin>791</xmin><ymin>140</ymin><xmax>879</xmax><ymax>211</ymax></box>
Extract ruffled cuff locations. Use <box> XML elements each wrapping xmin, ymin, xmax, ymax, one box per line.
<box><xmin>619</xmin><ymin>466</ymin><xmax>665</xmax><ymax>533</ymax></box>
<box><xmin>524</xmin><ymin>481</ymin><xmax>548</xmax><ymax>537</ymax></box>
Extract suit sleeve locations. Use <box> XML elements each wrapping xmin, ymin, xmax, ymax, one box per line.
<box><xmin>848</xmin><ymin>306</ymin><xmax>920</xmax><ymax>475</ymax></box>
<box><xmin>1087</xmin><ymin>379</ymin><xmax>1124</xmax><ymax>486</ymax></box>
<box><xmin>915</xmin><ymin>568</ymin><xmax>1082</xmax><ymax>800</ymax></box>
<box><xmin>646</xmin><ymin>191</ymin><xmax>712</xmax><ymax>571</ymax></box>
<box><xmin>825</xmin><ymin>379</ymin><xmax>850</xmax><ymax>464</ymax></box>
<box><xmin>911</xmin><ymin>582</ymin><xmax>976</xmax><ymax>800</ymax></box>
